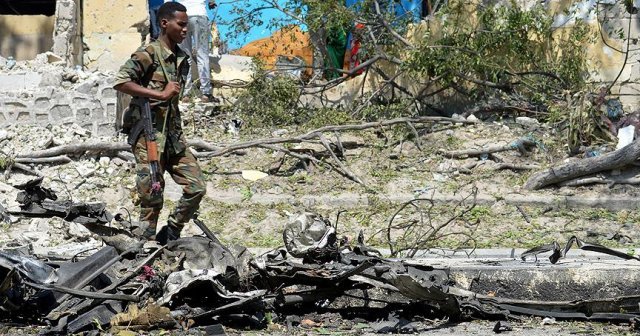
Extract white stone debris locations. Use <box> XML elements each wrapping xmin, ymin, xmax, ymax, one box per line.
<box><xmin>515</xmin><ymin>116</ymin><xmax>540</xmax><ymax>128</ymax></box>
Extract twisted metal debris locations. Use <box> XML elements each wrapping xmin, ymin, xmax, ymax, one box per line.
<box><xmin>2</xmin><ymin>179</ymin><xmax>640</xmax><ymax>334</ymax></box>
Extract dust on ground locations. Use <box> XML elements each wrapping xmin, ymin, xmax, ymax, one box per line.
<box><xmin>1</xmin><ymin>109</ymin><xmax>638</xmax><ymax>253</ymax></box>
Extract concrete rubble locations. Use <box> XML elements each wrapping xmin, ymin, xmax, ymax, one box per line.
<box><xmin>0</xmin><ymin>51</ymin><xmax>117</xmax><ymax>136</ymax></box>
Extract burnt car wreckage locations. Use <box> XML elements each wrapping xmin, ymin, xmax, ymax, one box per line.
<box><xmin>1</xmin><ymin>179</ymin><xmax>640</xmax><ymax>334</ymax></box>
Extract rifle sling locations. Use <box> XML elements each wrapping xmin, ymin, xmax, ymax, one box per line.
<box><xmin>152</xmin><ymin>43</ymin><xmax>173</xmax><ymax>155</ymax></box>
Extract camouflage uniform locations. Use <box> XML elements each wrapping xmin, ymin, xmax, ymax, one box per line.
<box><xmin>114</xmin><ymin>40</ymin><xmax>206</xmax><ymax>234</ymax></box>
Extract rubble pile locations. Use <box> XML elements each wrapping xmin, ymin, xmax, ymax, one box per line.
<box><xmin>0</xmin><ymin>52</ymin><xmax>114</xmax><ymax>90</ymax></box>
<box><xmin>0</xmin><ymin>51</ymin><xmax>118</xmax><ymax>137</ymax></box>
<box><xmin>2</xmin><ymin>182</ymin><xmax>640</xmax><ymax>334</ymax></box>
<box><xmin>0</xmin><ymin>122</ymin><xmax>134</xmax><ymax>257</ymax></box>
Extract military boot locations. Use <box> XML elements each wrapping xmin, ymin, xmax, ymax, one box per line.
<box><xmin>156</xmin><ymin>225</ymin><xmax>181</xmax><ymax>245</ymax></box>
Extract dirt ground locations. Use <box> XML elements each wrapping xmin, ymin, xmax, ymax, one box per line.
<box><xmin>2</xmin><ymin>109</ymin><xmax>639</xmax><ymax>253</ymax></box>
<box><xmin>175</xmin><ymin>110</ymin><xmax>640</xmax><ymax>252</ymax></box>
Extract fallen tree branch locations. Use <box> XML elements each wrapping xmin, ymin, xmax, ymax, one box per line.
<box><xmin>18</xmin><ymin>139</ymin><xmax>223</xmax><ymax>159</ymax></box>
<box><xmin>14</xmin><ymin>156</ymin><xmax>72</xmax><ymax>164</ymax></box>
<box><xmin>260</xmin><ymin>144</ymin><xmax>315</xmax><ymax>170</ymax></box>
<box><xmin>200</xmin><ymin>116</ymin><xmax>475</xmax><ymax>158</ymax></box>
<box><xmin>117</xmin><ymin>151</ymin><xmax>135</xmax><ymax>162</ymax></box>
<box><xmin>494</xmin><ymin>163</ymin><xmax>540</xmax><ymax>171</ymax></box>
<box><xmin>525</xmin><ymin>139</ymin><xmax>640</xmax><ymax>190</ymax></box>
<box><xmin>434</xmin><ymin>161</ymin><xmax>538</xmax><ymax>174</ymax></box>
<box><xmin>17</xmin><ymin>142</ymin><xmax>129</xmax><ymax>159</ymax></box>
<box><xmin>9</xmin><ymin>163</ymin><xmax>42</xmax><ymax>177</ymax></box>
<box><xmin>259</xmin><ymin>144</ymin><xmax>364</xmax><ymax>184</ymax></box>
<box><xmin>188</xmin><ymin>139</ymin><xmax>222</xmax><ymax>152</ymax></box>
<box><xmin>318</xmin><ymin>133</ymin><xmax>364</xmax><ymax>185</ymax></box>
<box><xmin>440</xmin><ymin>138</ymin><xmax>536</xmax><ymax>159</ymax></box>
<box><xmin>558</xmin><ymin>174</ymin><xmax>640</xmax><ymax>187</ymax></box>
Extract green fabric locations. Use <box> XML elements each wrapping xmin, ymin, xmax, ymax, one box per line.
<box><xmin>324</xmin><ymin>28</ymin><xmax>347</xmax><ymax>80</ymax></box>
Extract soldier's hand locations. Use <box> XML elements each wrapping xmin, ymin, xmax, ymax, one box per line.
<box><xmin>161</xmin><ymin>81</ymin><xmax>181</xmax><ymax>100</ymax></box>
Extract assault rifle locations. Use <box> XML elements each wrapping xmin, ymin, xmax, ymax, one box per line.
<box><xmin>131</xmin><ymin>97</ymin><xmax>162</xmax><ymax>195</ymax></box>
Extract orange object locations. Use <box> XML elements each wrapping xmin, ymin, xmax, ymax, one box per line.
<box><xmin>233</xmin><ymin>25</ymin><xmax>314</xmax><ymax>78</ymax></box>
<box><xmin>147</xmin><ymin>139</ymin><xmax>159</xmax><ymax>162</ymax></box>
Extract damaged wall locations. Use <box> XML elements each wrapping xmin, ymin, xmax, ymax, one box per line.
<box><xmin>82</xmin><ymin>0</ymin><xmax>148</xmax><ymax>71</ymax></box>
<box><xmin>0</xmin><ymin>54</ymin><xmax>117</xmax><ymax>136</ymax></box>
<box><xmin>588</xmin><ymin>1</ymin><xmax>640</xmax><ymax>109</ymax></box>
<box><xmin>0</xmin><ymin>82</ymin><xmax>117</xmax><ymax>137</ymax></box>
<box><xmin>0</xmin><ymin>15</ymin><xmax>54</xmax><ymax>61</ymax></box>
<box><xmin>52</xmin><ymin>0</ymin><xmax>82</xmax><ymax>66</ymax></box>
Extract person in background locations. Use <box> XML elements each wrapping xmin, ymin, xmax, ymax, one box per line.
<box><xmin>114</xmin><ymin>2</ymin><xmax>207</xmax><ymax>245</ymax></box>
<box><xmin>148</xmin><ymin>0</ymin><xmax>165</xmax><ymax>40</ymax></box>
<box><xmin>167</xmin><ymin>0</ymin><xmax>220</xmax><ymax>103</ymax></box>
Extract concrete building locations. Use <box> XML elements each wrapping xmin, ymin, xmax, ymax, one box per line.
<box><xmin>0</xmin><ymin>0</ymin><xmax>146</xmax><ymax>71</ymax></box>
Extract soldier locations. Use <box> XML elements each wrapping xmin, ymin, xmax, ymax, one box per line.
<box><xmin>113</xmin><ymin>2</ymin><xmax>206</xmax><ymax>245</ymax></box>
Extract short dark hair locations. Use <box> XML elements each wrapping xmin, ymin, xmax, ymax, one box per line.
<box><xmin>157</xmin><ymin>2</ymin><xmax>186</xmax><ymax>25</ymax></box>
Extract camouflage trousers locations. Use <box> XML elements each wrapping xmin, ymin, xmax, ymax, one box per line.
<box><xmin>132</xmin><ymin>135</ymin><xmax>206</xmax><ymax>232</ymax></box>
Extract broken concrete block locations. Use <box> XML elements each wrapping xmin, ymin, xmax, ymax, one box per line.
<box><xmin>111</xmin><ymin>157</ymin><xmax>126</xmax><ymax>166</ymax></box>
<box><xmin>466</xmin><ymin>114</ymin><xmax>480</xmax><ymax>122</ymax></box>
<box><xmin>76</xmin><ymin>164</ymin><xmax>96</xmax><ymax>178</ymax></box>
<box><xmin>516</xmin><ymin>116</ymin><xmax>540</xmax><ymax>128</ymax></box>
<box><xmin>98</xmin><ymin>156</ymin><xmax>110</xmax><ymax>168</ymax></box>
<box><xmin>45</xmin><ymin>52</ymin><xmax>64</xmax><ymax>64</ymax></box>
<box><xmin>76</xmin><ymin>79</ymin><xmax>99</xmax><ymax>95</ymax></box>
<box><xmin>68</xmin><ymin>222</ymin><xmax>93</xmax><ymax>239</ymax></box>
<box><xmin>39</xmin><ymin>71</ymin><xmax>63</xmax><ymax>87</ymax></box>
<box><xmin>0</xmin><ymin>181</ymin><xmax>14</xmax><ymax>193</ymax></box>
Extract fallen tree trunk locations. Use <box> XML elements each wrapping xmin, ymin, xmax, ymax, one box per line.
<box><xmin>524</xmin><ymin>140</ymin><xmax>640</xmax><ymax>190</ymax></box>
<box><xmin>559</xmin><ymin>175</ymin><xmax>640</xmax><ymax>187</ymax></box>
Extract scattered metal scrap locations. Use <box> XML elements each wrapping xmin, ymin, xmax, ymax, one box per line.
<box><xmin>521</xmin><ymin>235</ymin><xmax>640</xmax><ymax>264</ymax></box>
<box><xmin>3</xmin><ymin>180</ymin><xmax>640</xmax><ymax>333</ymax></box>
<box><xmin>9</xmin><ymin>176</ymin><xmax>112</xmax><ymax>224</ymax></box>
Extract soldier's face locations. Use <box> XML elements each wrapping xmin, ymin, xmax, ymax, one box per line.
<box><xmin>161</xmin><ymin>11</ymin><xmax>188</xmax><ymax>44</ymax></box>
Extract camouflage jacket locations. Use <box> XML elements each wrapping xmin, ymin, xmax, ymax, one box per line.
<box><xmin>114</xmin><ymin>40</ymin><xmax>189</xmax><ymax>155</ymax></box>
